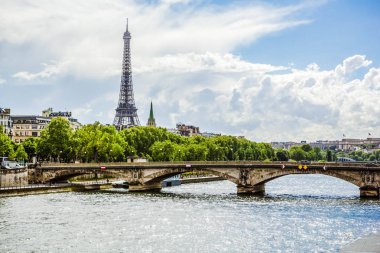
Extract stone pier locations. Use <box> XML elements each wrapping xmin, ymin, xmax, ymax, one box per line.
<box><xmin>128</xmin><ymin>182</ymin><xmax>162</xmax><ymax>192</ymax></box>
<box><xmin>359</xmin><ymin>186</ymin><xmax>379</xmax><ymax>198</ymax></box>
<box><xmin>237</xmin><ymin>183</ymin><xmax>265</xmax><ymax>195</ymax></box>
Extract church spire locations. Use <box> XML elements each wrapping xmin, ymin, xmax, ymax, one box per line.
<box><xmin>147</xmin><ymin>101</ymin><xmax>156</xmax><ymax>127</ymax></box>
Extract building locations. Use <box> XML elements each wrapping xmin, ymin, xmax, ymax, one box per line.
<box><xmin>339</xmin><ymin>138</ymin><xmax>380</xmax><ymax>151</ymax></box>
<box><xmin>167</xmin><ymin>122</ymin><xmax>220</xmax><ymax>137</ymax></box>
<box><xmin>0</xmin><ymin>108</ymin><xmax>12</xmax><ymax>137</ymax></box>
<box><xmin>146</xmin><ymin>101</ymin><xmax>156</xmax><ymax>127</ymax></box>
<box><xmin>113</xmin><ymin>20</ymin><xmax>140</xmax><ymax>129</ymax></box>
<box><xmin>42</xmin><ymin>107</ymin><xmax>81</xmax><ymax>131</ymax></box>
<box><xmin>270</xmin><ymin>141</ymin><xmax>298</xmax><ymax>150</ymax></box>
<box><xmin>271</xmin><ymin>138</ymin><xmax>380</xmax><ymax>152</ymax></box>
<box><xmin>175</xmin><ymin>123</ymin><xmax>200</xmax><ymax>137</ymax></box>
<box><xmin>11</xmin><ymin>115</ymin><xmax>51</xmax><ymax>143</ymax></box>
<box><xmin>11</xmin><ymin>108</ymin><xmax>81</xmax><ymax>143</ymax></box>
<box><xmin>308</xmin><ymin>140</ymin><xmax>340</xmax><ymax>150</ymax></box>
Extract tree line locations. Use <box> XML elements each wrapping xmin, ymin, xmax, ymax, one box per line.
<box><xmin>0</xmin><ymin>118</ymin><xmax>274</xmax><ymax>163</ymax></box>
<box><xmin>1</xmin><ymin>118</ymin><xmax>378</xmax><ymax>163</ymax></box>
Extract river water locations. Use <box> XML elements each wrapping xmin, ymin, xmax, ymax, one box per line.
<box><xmin>1</xmin><ymin>175</ymin><xmax>379</xmax><ymax>253</ymax></box>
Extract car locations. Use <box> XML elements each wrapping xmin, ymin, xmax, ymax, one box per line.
<box><xmin>298</xmin><ymin>160</ymin><xmax>311</xmax><ymax>165</ymax></box>
<box><xmin>336</xmin><ymin>157</ymin><xmax>356</xmax><ymax>163</ymax></box>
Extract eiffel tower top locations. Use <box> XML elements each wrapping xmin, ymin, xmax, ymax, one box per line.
<box><xmin>113</xmin><ymin>19</ymin><xmax>140</xmax><ymax>129</ymax></box>
<box><xmin>124</xmin><ymin>18</ymin><xmax>131</xmax><ymax>39</ymax></box>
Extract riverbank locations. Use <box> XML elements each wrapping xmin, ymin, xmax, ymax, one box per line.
<box><xmin>0</xmin><ymin>182</ymin><xmax>113</xmax><ymax>197</ymax></box>
<box><xmin>340</xmin><ymin>233</ymin><xmax>380</xmax><ymax>252</ymax></box>
<box><xmin>0</xmin><ymin>185</ymin><xmax>74</xmax><ymax>197</ymax></box>
<box><xmin>0</xmin><ymin>176</ymin><xmax>225</xmax><ymax>197</ymax></box>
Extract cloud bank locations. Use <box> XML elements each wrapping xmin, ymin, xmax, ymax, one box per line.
<box><xmin>0</xmin><ymin>0</ymin><xmax>379</xmax><ymax>142</ymax></box>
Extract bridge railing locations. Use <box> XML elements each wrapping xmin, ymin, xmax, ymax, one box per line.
<box><xmin>38</xmin><ymin>160</ymin><xmax>378</xmax><ymax>168</ymax></box>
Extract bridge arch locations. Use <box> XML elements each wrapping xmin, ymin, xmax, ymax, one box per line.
<box><xmin>249</xmin><ymin>169</ymin><xmax>363</xmax><ymax>188</ymax></box>
<box><xmin>41</xmin><ymin>169</ymin><xmax>126</xmax><ymax>183</ymax></box>
<box><xmin>143</xmin><ymin>168</ymin><xmax>239</xmax><ymax>185</ymax></box>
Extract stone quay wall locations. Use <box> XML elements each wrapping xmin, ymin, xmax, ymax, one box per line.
<box><xmin>0</xmin><ymin>168</ymin><xmax>28</xmax><ymax>188</ymax></box>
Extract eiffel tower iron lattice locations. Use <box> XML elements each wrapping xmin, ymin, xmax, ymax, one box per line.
<box><xmin>113</xmin><ymin>19</ymin><xmax>140</xmax><ymax>129</ymax></box>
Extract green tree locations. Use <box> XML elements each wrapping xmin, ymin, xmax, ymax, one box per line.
<box><xmin>185</xmin><ymin>143</ymin><xmax>208</xmax><ymax>161</ymax></box>
<box><xmin>0</xmin><ymin>126</ymin><xmax>14</xmax><ymax>157</ymax></box>
<box><xmin>73</xmin><ymin>123</ymin><xmax>128</xmax><ymax>162</ymax></box>
<box><xmin>38</xmin><ymin>117</ymin><xmax>73</xmax><ymax>162</ymax></box>
<box><xmin>11</xmin><ymin>145</ymin><xmax>28</xmax><ymax>161</ymax></box>
<box><xmin>301</xmin><ymin>144</ymin><xmax>312</xmax><ymax>152</ymax></box>
<box><xmin>326</xmin><ymin>150</ymin><xmax>332</xmax><ymax>162</ymax></box>
<box><xmin>150</xmin><ymin>140</ymin><xmax>180</xmax><ymax>161</ymax></box>
<box><xmin>22</xmin><ymin>137</ymin><xmax>38</xmax><ymax>161</ymax></box>
<box><xmin>289</xmin><ymin>146</ymin><xmax>307</xmax><ymax>161</ymax></box>
<box><xmin>275</xmin><ymin>149</ymin><xmax>289</xmax><ymax>161</ymax></box>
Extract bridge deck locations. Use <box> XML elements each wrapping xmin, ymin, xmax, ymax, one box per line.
<box><xmin>36</xmin><ymin>161</ymin><xmax>380</xmax><ymax>171</ymax></box>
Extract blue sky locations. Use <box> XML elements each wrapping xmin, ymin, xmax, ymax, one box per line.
<box><xmin>239</xmin><ymin>0</ymin><xmax>380</xmax><ymax>70</ymax></box>
<box><xmin>0</xmin><ymin>0</ymin><xmax>379</xmax><ymax>141</ymax></box>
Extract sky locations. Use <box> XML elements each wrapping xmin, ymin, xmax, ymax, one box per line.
<box><xmin>0</xmin><ymin>0</ymin><xmax>379</xmax><ymax>142</ymax></box>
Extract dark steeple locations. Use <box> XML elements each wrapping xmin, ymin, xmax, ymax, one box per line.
<box><xmin>147</xmin><ymin>101</ymin><xmax>156</xmax><ymax>127</ymax></box>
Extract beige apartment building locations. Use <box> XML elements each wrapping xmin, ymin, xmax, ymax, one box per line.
<box><xmin>11</xmin><ymin>108</ymin><xmax>81</xmax><ymax>143</ymax></box>
<box><xmin>11</xmin><ymin>115</ymin><xmax>51</xmax><ymax>143</ymax></box>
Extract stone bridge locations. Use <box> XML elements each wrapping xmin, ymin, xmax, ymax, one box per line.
<box><xmin>31</xmin><ymin>161</ymin><xmax>380</xmax><ymax>198</ymax></box>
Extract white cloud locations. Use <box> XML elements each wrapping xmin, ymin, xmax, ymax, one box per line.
<box><xmin>137</xmin><ymin>55</ymin><xmax>379</xmax><ymax>141</ymax></box>
<box><xmin>12</xmin><ymin>61</ymin><xmax>66</xmax><ymax>81</ymax></box>
<box><xmin>0</xmin><ymin>76</ymin><xmax>5</xmax><ymax>85</ymax></box>
<box><xmin>1</xmin><ymin>1</ymin><xmax>378</xmax><ymax>142</ymax></box>
<box><xmin>135</xmin><ymin>52</ymin><xmax>288</xmax><ymax>74</ymax></box>
<box><xmin>0</xmin><ymin>0</ymin><xmax>310</xmax><ymax>80</ymax></box>
<box><xmin>335</xmin><ymin>55</ymin><xmax>372</xmax><ymax>77</ymax></box>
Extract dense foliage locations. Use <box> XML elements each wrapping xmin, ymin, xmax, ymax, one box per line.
<box><xmin>0</xmin><ymin>119</ymin><xmax>379</xmax><ymax>163</ymax></box>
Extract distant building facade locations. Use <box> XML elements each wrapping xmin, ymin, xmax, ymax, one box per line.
<box><xmin>11</xmin><ymin>108</ymin><xmax>81</xmax><ymax>143</ymax></box>
<box><xmin>271</xmin><ymin>138</ymin><xmax>380</xmax><ymax>152</ymax></box>
<box><xmin>175</xmin><ymin>123</ymin><xmax>200</xmax><ymax>137</ymax></box>
<box><xmin>270</xmin><ymin>141</ymin><xmax>298</xmax><ymax>150</ymax></box>
<box><xmin>42</xmin><ymin>108</ymin><xmax>81</xmax><ymax>130</ymax></box>
<box><xmin>11</xmin><ymin>115</ymin><xmax>51</xmax><ymax>143</ymax></box>
<box><xmin>167</xmin><ymin>122</ymin><xmax>220</xmax><ymax>138</ymax></box>
<box><xmin>0</xmin><ymin>108</ymin><xmax>12</xmax><ymax>137</ymax></box>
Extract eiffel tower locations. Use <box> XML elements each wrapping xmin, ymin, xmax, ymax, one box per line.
<box><xmin>113</xmin><ymin>19</ymin><xmax>140</xmax><ymax>129</ymax></box>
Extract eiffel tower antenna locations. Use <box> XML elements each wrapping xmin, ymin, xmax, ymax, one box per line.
<box><xmin>113</xmin><ymin>19</ymin><xmax>140</xmax><ymax>129</ymax></box>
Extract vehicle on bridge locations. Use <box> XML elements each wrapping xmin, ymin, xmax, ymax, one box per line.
<box><xmin>1</xmin><ymin>157</ymin><xmax>25</xmax><ymax>169</ymax></box>
<box><xmin>336</xmin><ymin>157</ymin><xmax>356</xmax><ymax>163</ymax></box>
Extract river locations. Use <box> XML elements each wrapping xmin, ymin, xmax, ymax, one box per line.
<box><xmin>1</xmin><ymin>175</ymin><xmax>379</xmax><ymax>253</ymax></box>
